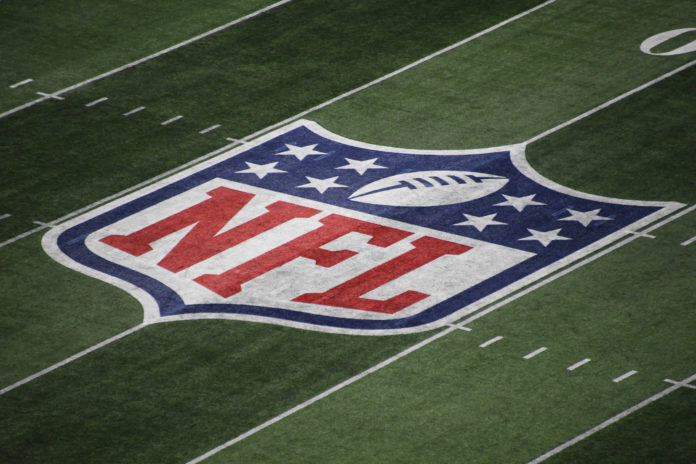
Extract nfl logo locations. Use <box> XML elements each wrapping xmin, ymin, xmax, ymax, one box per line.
<box><xmin>43</xmin><ymin>120</ymin><xmax>680</xmax><ymax>334</ymax></box>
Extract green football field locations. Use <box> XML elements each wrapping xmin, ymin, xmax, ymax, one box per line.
<box><xmin>1</xmin><ymin>0</ymin><xmax>695</xmax><ymax>462</ymax></box>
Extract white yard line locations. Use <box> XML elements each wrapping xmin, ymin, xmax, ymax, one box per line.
<box><xmin>612</xmin><ymin>370</ymin><xmax>638</xmax><ymax>383</ymax></box>
<box><xmin>0</xmin><ymin>323</ymin><xmax>147</xmax><ymax>396</ymax></box>
<box><xmin>0</xmin><ymin>0</ymin><xmax>295</xmax><ymax>120</ymax></box>
<box><xmin>526</xmin><ymin>371</ymin><xmax>696</xmax><ymax>464</ymax></box>
<box><xmin>567</xmin><ymin>358</ymin><xmax>591</xmax><ymax>371</ymax></box>
<box><xmin>523</xmin><ymin>347</ymin><xmax>547</xmax><ymax>359</ymax></box>
<box><xmin>681</xmin><ymin>235</ymin><xmax>696</xmax><ymax>246</ymax></box>
<box><xmin>185</xmin><ymin>325</ymin><xmax>459</xmax><ymax>464</ymax></box>
<box><xmin>9</xmin><ymin>78</ymin><xmax>33</xmax><ymax>89</ymax></box>
<box><xmin>525</xmin><ymin>59</ymin><xmax>696</xmax><ymax>145</ymax></box>
<box><xmin>85</xmin><ymin>97</ymin><xmax>109</xmax><ymax>107</ymax></box>
<box><xmin>0</xmin><ymin>213</ymin><xmax>11</xmax><ymax>221</ymax></box>
<box><xmin>237</xmin><ymin>0</ymin><xmax>559</xmax><ymax>144</ymax></box>
<box><xmin>479</xmin><ymin>336</ymin><xmax>504</xmax><ymax>348</ymax></box>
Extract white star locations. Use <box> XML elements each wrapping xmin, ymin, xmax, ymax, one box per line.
<box><xmin>336</xmin><ymin>157</ymin><xmax>387</xmax><ymax>175</ymax></box>
<box><xmin>454</xmin><ymin>213</ymin><xmax>507</xmax><ymax>232</ymax></box>
<box><xmin>298</xmin><ymin>176</ymin><xmax>347</xmax><ymax>194</ymax></box>
<box><xmin>495</xmin><ymin>194</ymin><xmax>546</xmax><ymax>212</ymax></box>
<box><xmin>236</xmin><ymin>161</ymin><xmax>286</xmax><ymax>179</ymax></box>
<box><xmin>559</xmin><ymin>208</ymin><xmax>612</xmax><ymax>227</ymax></box>
<box><xmin>519</xmin><ymin>228</ymin><xmax>571</xmax><ymax>247</ymax></box>
<box><xmin>276</xmin><ymin>143</ymin><xmax>325</xmax><ymax>161</ymax></box>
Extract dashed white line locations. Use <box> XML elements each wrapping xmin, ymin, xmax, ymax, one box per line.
<box><xmin>123</xmin><ymin>106</ymin><xmax>146</xmax><ymax>116</ymax></box>
<box><xmin>681</xmin><ymin>235</ymin><xmax>696</xmax><ymax>246</ymax></box>
<box><xmin>36</xmin><ymin>91</ymin><xmax>64</xmax><ymax>101</ymax></box>
<box><xmin>9</xmin><ymin>78</ymin><xmax>33</xmax><ymax>89</ymax></box>
<box><xmin>613</xmin><ymin>370</ymin><xmax>638</xmax><ymax>383</ymax></box>
<box><xmin>85</xmin><ymin>97</ymin><xmax>109</xmax><ymax>107</ymax></box>
<box><xmin>161</xmin><ymin>115</ymin><xmax>183</xmax><ymax>126</ymax></box>
<box><xmin>567</xmin><ymin>358</ymin><xmax>591</xmax><ymax>371</ymax></box>
<box><xmin>523</xmin><ymin>346</ymin><xmax>547</xmax><ymax>359</ymax></box>
<box><xmin>0</xmin><ymin>213</ymin><xmax>10</xmax><ymax>221</ymax></box>
<box><xmin>479</xmin><ymin>336</ymin><xmax>503</xmax><ymax>348</ymax></box>
<box><xmin>199</xmin><ymin>124</ymin><xmax>221</xmax><ymax>134</ymax></box>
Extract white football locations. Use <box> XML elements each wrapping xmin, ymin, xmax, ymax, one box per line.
<box><xmin>349</xmin><ymin>170</ymin><xmax>508</xmax><ymax>207</ymax></box>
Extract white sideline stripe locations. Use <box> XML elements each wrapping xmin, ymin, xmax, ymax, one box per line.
<box><xmin>199</xmin><ymin>124</ymin><xmax>221</xmax><ymax>134</ymax></box>
<box><xmin>0</xmin><ymin>213</ymin><xmax>10</xmax><ymax>221</ymax></box>
<box><xmin>681</xmin><ymin>235</ymin><xmax>696</xmax><ymax>246</ymax></box>
<box><xmin>567</xmin><ymin>358</ymin><xmax>591</xmax><ymax>371</ymax></box>
<box><xmin>123</xmin><ymin>106</ymin><xmax>146</xmax><ymax>116</ymax></box>
<box><xmin>226</xmin><ymin>137</ymin><xmax>251</xmax><ymax>145</ymax></box>
<box><xmin>0</xmin><ymin>324</ymin><xmax>147</xmax><ymax>396</ymax></box>
<box><xmin>527</xmin><ymin>371</ymin><xmax>696</xmax><ymax>464</ymax></box>
<box><xmin>523</xmin><ymin>347</ymin><xmax>547</xmax><ymax>359</ymax></box>
<box><xmin>85</xmin><ymin>97</ymin><xmax>108</xmax><ymax>107</ymax></box>
<box><xmin>0</xmin><ymin>0</ymin><xmax>295</xmax><ymax>120</ymax></box>
<box><xmin>161</xmin><ymin>115</ymin><xmax>183</xmax><ymax>125</ymax></box>
<box><xmin>185</xmin><ymin>325</ymin><xmax>458</xmax><ymax>464</ymax></box>
<box><xmin>237</xmin><ymin>0</ymin><xmax>559</xmax><ymax>143</ymax></box>
<box><xmin>36</xmin><ymin>91</ymin><xmax>64</xmax><ymax>101</ymax></box>
<box><xmin>9</xmin><ymin>78</ymin><xmax>33</xmax><ymax>88</ymax></box>
<box><xmin>525</xmin><ymin>59</ymin><xmax>696</xmax><ymax>145</ymax></box>
<box><xmin>613</xmin><ymin>370</ymin><xmax>638</xmax><ymax>383</ymax></box>
<box><xmin>479</xmin><ymin>336</ymin><xmax>503</xmax><ymax>348</ymax></box>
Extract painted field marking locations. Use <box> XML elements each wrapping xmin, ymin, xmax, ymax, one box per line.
<box><xmin>226</xmin><ymin>137</ymin><xmax>252</xmax><ymax>145</ymax></box>
<box><xmin>446</xmin><ymin>323</ymin><xmax>472</xmax><ymax>332</ymax></box>
<box><xmin>0</xmin><ymin>213</ymin><xmax>11</xmax><ymax>221</ymax></box>
<box><xmin>681</xmin><ymin>235</ymin><xmax>696</xmax><ymax>246</ymax></box>
<box><xmin>9</xmin><ymin>78</ymin><xmax>33</xmax><ymax>89</ymax></box>
<box><xmin>185</xmin><ymin>325</ymin><xmax>458</xmax><ymax>464</ymax></box>
<box><xmin>479</xmin><ymin>336</ymin><xmax>504</xmax><ymax>348</ymax></box>
<box><xmin>625</xmin><ymin>230</ymin><xmax>656</xmax><ymax>239</ymax></box>
<box><xmin>85</xmin><ymin>97</ymin><xmax>108</xmax><ymax>107</ymax></box>
<box><xmin>567</xmin><ymin>358</ymin><xmax>591</xmax><ymax>371</ymax></box>
<box><xmin>199</xmin><ymin>124</ymin><xmax>221</xmax><ymax>134</ymax></box>
<box><xmin>0</xmin><ymin>0</ymin><xmax>296</xmax><ymax>120</ymax></box>
<box><xmin>36</xmin><ymin>91</ymin><xmax>64</xmax><ymax>101</ymax></box>
<box><xmin>237</xmin><ymin>0</ymin><xmax>559</xmax><ymax>144</ymax></box>
<box><xmin>123</xmin><ymin>106</ymin><xmax>146</xmax><ymax>116</ymax></box>
<box><xmin>523</xmin><ymin>347</ymin><xmax>547</xmax><ymax>359</ymax></box>
<box><xmin>0</xmin><ymin>323</ymin><xmax>147</xmax><ymax>396</ymax></box>
<box><xmin>664</xmin><ymin>378</ymin><xmax>696</xmax><ymax>390</ymax></box>
<box><xmin>613</xmin><ymin>370</ymin><xmax>638</xmax><ymax>383</ymax></box>
<box><xmin>161</xmin><ymin>115</ymin><xmax>183</xmax><ymax>126</ymax></box>
<box><xmin>525</xmin><ymin>59</ymin><xmax>696</xmax><ymax>145</ymax></box>
<box><xmin>527</xmin><ymin>371</ymin><xmax>696</xmax><ymax>464</ymax></box>
<box><xmin>32</xmin><ymin>221</ymin><xmax>54</xmax><ymax>228</ymax></box>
